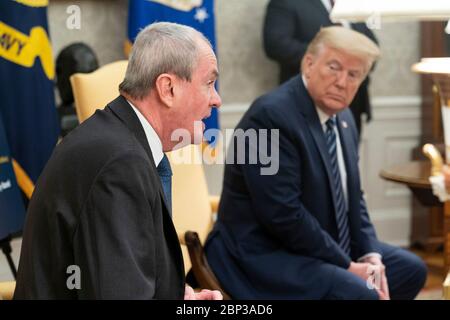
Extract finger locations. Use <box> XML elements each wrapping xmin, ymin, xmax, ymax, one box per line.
<box><xmin>195</xmin><ymin>290</ymin><xmax>218</xmax><ymax>300</ymax></box>
<box><xmin>381</xmin><ymin>275</ymin><xmax>390</xmax><ymax>300</ymax></box>
<box><xmin>376</xmin><ymin>289</ymin><xmax>388</xmax><ymax>300</ymax></box>
<box><xmin>184</xmin><ymin>285</ymin><xmax>196</xmax><ymax>300</ymax></box>
<box><xmin>212</xmin><ymin>290</ymin><xmax>223</xmax><ymax>300</ymax></box>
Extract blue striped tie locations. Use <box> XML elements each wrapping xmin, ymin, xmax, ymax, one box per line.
<box><xmin>325</xmin><ymin>117</ymin><xmax>351</xmax><ymax>255</ymax></box>
<box><xmin>157</xmin><ymin>154</ymin><xmax>172</xmax><ymax>216</ymax></box>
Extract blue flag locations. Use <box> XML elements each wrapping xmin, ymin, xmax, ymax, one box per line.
<box><xmin>0</xmin><ymin>113</ymin><xmax>25</xmax><ymax>240</ymax></box>
<box><xmin>0</xmin><ymin>0</ymin><xmax>60</xmax><ymax>183</ymax></box>
<box><xmin>128</xmin><ymin>0</ymin><xmax>219</xmax><ymax>145</ymax></box>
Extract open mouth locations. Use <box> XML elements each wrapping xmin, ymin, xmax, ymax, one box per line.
<box><xmin>202</xmin><ymin>111</ymin><xmax>212</xmax><ymax>120</ymax></box>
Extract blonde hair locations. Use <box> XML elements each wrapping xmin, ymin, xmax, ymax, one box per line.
<box><xmin>303</xmin><ymin>26</ymin><xmax>380</xmax><ymax>73</ymax></box>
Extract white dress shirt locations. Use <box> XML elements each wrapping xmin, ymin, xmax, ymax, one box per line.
<box><xmin>320</xmin><ymin>0</ymin><xmax>352</xmax><ymax>29</ymax></box>
<box><xmin>316</xmin><ymin>107</ymin><xmax>349</xmax><ymax>211</ymax></box>
<box><xmin>128</xmin><ymin>100</ymin><xmax>164</xmax><ymax>168</ymax></box>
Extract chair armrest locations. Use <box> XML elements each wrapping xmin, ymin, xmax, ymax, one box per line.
<box><xmin>0</xmin><ymin>281</ymin><xmax>15</xmax><ymax>300</ymax></box>
<box><xmin>184</xmin><ymin>231</ymin><xmax>231</xmax><ymax>300</ymax></box>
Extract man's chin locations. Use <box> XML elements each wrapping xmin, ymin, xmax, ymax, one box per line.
<box><xmin>323</xmin><ymin>101</ymin><xmax>348</xmax><ymax>113</ymax></box>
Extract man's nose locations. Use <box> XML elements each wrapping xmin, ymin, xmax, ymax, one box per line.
<box><xmin>211</xmin><ymin>88</ymin><xmax>222</xmax><ymax>108</ymax></box>
<box><xmin>335</xmin><ymin>72</ymin><xmax>348</xmax><ymax>89</ymax></box>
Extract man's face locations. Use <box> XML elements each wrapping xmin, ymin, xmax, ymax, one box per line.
<box><xmin>171</xmin><ymin>40</ymin><xmax>221</xmax><ymax>145</ymax></box>
<box><xmin>303</xmin><ymin>46</ymin><xmax>367</xmax><ymax>116</ymax></box>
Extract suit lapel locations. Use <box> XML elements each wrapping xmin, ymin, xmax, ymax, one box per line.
<box><xmin>297</xmin><ymin>78</ymin><xmax>340</xmax><ymax>214</ymax></box>
<box><xmin>107</xmin><ymin>96</ymin><xmax>171</xmax><ymax>212</ymax></box>
<box><xmin>107</xmin><ymin>96</ymin><xmax>154</xmax><ymax>164</ymax></box>
<box><xmin>336</xmin><ymin>113</ymin><xmax>357</xmax><ymax>192</ymax></box>
<box><xmin>107</xmin><ymin>95</ymin><xmax>185</xmax><ymax>279</ymax></box>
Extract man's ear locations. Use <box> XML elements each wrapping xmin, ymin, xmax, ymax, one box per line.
<box><xmin>155</xmin><ymin>73</ymin><xmax>176</xmax><ymax>107</ymax></box>
<box><xmin>302</xmin><ymin>54</ymin><xmax>314</xmax><ymax>79</ymax></box>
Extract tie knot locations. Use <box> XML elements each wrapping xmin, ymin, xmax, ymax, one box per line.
<box><xmin>326</xmin><ymin>117</ymin><xmax>336</xmax><ymax>131</ymax></box>
<box><xmin>157</xmin><ymin>154</ymin><xmax>172</xmax><ymax>177</ymax></box>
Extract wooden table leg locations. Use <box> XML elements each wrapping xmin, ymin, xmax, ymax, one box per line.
<box><xmin>444</xmin><ymin>202</ymin><xmax>450</xmax><ymax>299</ymax></box>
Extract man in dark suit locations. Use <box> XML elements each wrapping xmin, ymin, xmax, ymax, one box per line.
<box><xmin>14</xmin><ymin>22</ymin><xmax>222</xmax><ymax>300</ymax></box>
<box><xmin>205</xmin><ymin>27</ymin><xmax>426</xmax><ymax>300</ymax></box>
<box><xmin>263</xmin><ymin>0</ymin><xmax>378</xmax><ymax>135</ymax></box>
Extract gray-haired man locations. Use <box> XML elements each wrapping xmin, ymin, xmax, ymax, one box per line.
<box><xmin>14</xmin><ymin>22</ymin><xmax>221</xmax><ymax>300</ymax></box>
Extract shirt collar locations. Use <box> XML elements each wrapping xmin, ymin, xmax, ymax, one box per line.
<box><xmin>127</xmin><ymin>100</ymin><xmax>164</xmax><ymax>167</ymax></box>
<box><xmin>316</xmin><ymin>105</ymin><xmax>332</xmax><ymax>128</ymax></box>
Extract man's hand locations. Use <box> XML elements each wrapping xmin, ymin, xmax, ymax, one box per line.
<box><xmin>360</xmin><ymin>256</ymin><xmax>390</xmax><ymax>300</ymax></box>
<box><xmin>347</xmin><ymin>261</ymin><xmax>373</xmax><ymax>281</ymax></box>
<box><xmin>347</xmin><ymin>261</ymin><xmax>390</xmax><ymax>300</ymax></box>
<box><xmin>184</xmin><ymin>285</ymin><xmax>223</xmax><ymax>300</ymax></box>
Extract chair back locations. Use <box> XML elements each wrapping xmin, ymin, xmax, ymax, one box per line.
<box><xmin>70</xmin><ymin>60</ymin><xmax>128</xmax><ymax>123</ymax></box>
<box><xmin>0</xmin><ymin>281</ymin><xmax>15</xmax><ymax>300</ymax></box>
<box><xmin>168</xmin><ymin>145</ymin><xmax>214</xmax><ymax>272</ymax></box>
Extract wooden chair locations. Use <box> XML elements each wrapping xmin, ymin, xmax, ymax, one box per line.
<box><xmin>70</xmin><ymin>60</ymin><xmax>128</xmax><ymax>121</ymax></box>
<box><xmin>70</xmin><ymin>62</ymin><xmax>229</xmax><ymax>298</ymax></box>
<box><xmin>423</xmin><ymin>144</ymin><xmax>450</xmax><ymax>299</ymax></box>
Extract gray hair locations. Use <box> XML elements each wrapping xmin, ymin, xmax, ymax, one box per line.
<box><xmin>302</xmin><ymin>26</ymin><xmax>380</xmax><ymax>74</ymax></box>
<box><xmin>119</xmin><ymin>22</ymin><xmax>211</xmax><ymax>100</ymax></box>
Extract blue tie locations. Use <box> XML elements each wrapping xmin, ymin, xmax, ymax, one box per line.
<box><xmin>157</xmin><ymin>154</ymin><xmax>172</xmax><ymax>215</ymax></box>
<box><xmin>325</xmin><ymin>117</ymin><xmax>351</xmax><ymax>255</ymax></box>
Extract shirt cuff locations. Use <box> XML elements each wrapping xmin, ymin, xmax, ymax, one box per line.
<box><xmin>357</xmin><ymin>252</ymin><xmax>382</xmax><ymax>262</ymax></box>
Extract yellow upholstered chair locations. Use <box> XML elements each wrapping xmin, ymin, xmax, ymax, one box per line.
<box><xmin>168</xmin><ymin>146</ymin><xmax>230</xmax><ymax>299</ymax></box>
<box><xmin>70</xmin><ymin>60</ymin><xmax>128</xmax><ymax>122</ymax></box>
<box><xmin>0</xmin><ymin>281</ymin><xmax>15</xmax><ymax>300</ymax></box>
<box><xmin>70</xmin><ymin>61</ymin><xmax>228</xmax><ymax>298</ymax></box>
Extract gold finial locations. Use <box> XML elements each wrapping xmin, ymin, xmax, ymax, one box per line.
<box><xmin>423</xmin><ymin>143</ymin><xmax>444</xmax><ymax>176</ymax></box>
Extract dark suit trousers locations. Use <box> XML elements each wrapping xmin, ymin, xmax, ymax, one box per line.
<box><xmin>324</xmin><ymin>242</ymin><xmax>427</xmax><ymax>300</ymax></box>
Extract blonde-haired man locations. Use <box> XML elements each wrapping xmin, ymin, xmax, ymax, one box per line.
<box><xmin>205</xmin><ymin>27</ymin><xmax>426</xmax><ymax>300</ymax></box>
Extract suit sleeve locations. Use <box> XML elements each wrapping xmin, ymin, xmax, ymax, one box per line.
<box><xmin>356</xmin><ymin>193</ymin><xmax>381</xmax><ymax>257</ymax></box>
<box><xmin>238</xmin><ymin>103</ymin><xmax>351</xmax><ymax>268</ymax></box>
<box><xmin>73</xmin><ymin>151</ymin><xmax>158</xmax><ymax>299</ymax></box>
<box><xmin>263</xmin><ymin>0</ymin><xmax>308</xmax><ymax>71</ymax></box>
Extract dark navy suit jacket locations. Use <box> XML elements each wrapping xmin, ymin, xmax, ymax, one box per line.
<box><xmin>205</xmin><ymin>76</ymin><xmax>380</xmax><ymax>299</ymax></box>
<box><xmin>14</xmin><ymin>96</ymin><xmax>184</xmax><ymax>299</ymax></box>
